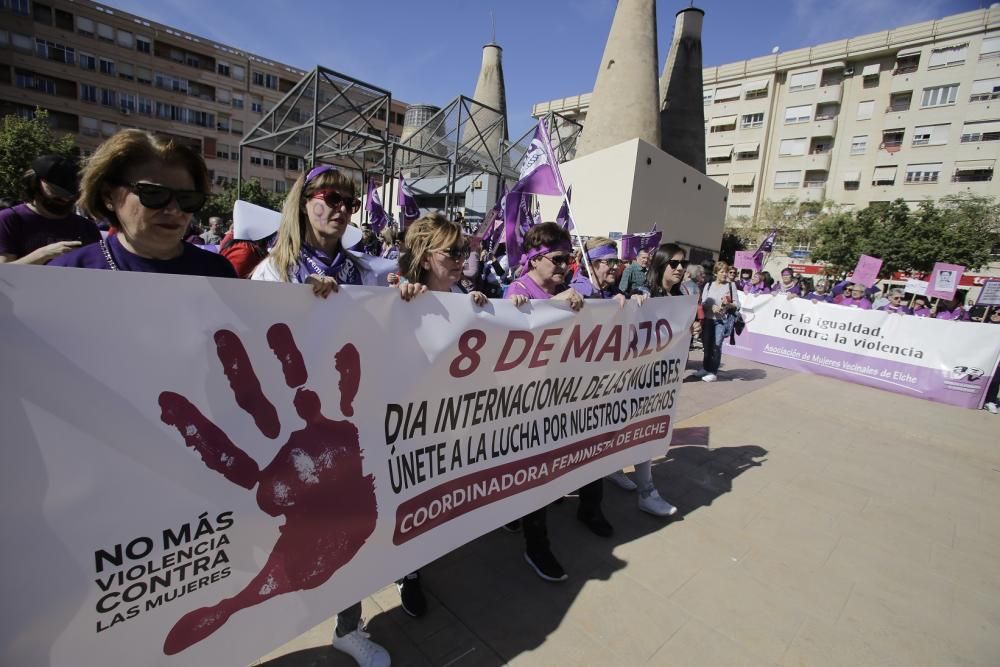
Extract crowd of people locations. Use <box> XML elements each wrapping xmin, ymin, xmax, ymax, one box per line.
<box><xmin>1</xmin><ymin>132</ymin><xmax>998</xmax><ymax>666</ymax></box>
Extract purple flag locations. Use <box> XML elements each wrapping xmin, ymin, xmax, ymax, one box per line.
<box><xmin>620</xmin><ymin>231</ymin><xmax>663</xmax><ymax>260</ymax></box>
<box><xmin>556</xmin><ymin>186</ymin><xmax>573</xmax><ymax>231</ymax></box>
<box><xmin>513</xmin><ymin>118</ymin><xmax>565</xmax><ymax>197</ymax></box>
<box><xmin>752</xmin><ymin>229</ymin><xmax>777</xmax><ymax>270</ymax></box>
<box><xmin>504</xmin><ymin>192</ymin><xmax>534</xmax><ymax>268</ymax></box>
<box><xmin>397</xmin><ymin>173</ymin><xmax>420</xmax><ymax>227</ymax></box>
<box><xmin>474</xmin><ymin>183</ymin><xmax>507</xmax><ymax>249</ymax></box>
<box><xmin>365</xmin><ymin>177</ymin><xmax>389</xmax><ymax>235</ymax></box>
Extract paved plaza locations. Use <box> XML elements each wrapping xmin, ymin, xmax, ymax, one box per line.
<box><xmin>254</xmin><ymin>353</ymin><xmax>1000</xmax><ymax>667</ymax></box>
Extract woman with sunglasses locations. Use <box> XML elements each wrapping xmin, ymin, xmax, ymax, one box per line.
<box><xmin>605</xmin><ymin>242</ymin><xmax>689</xmax><ymax>516</ymax></box>
<box><xmin>396</xmin><ymin>213</ymin><xmax>487</xmax><ymax>305</ymax></box>
<box><xmin>746</xmin><ymin>271</ymin><xmax>770</xmax><ymax>295</ymax></box>
<box><xmin>878</xmin><ymin>288</ymin><xmax>910</xmax><ymax>314</ymax></box>
<box><xmin>49</xmin><ymin>130</ymin><xmax>234</xmax><ymax>277</ymax></box>
<box><xmin>503</xmin><ymin>222</ymin><xmax>583</xmax><ymax>583</ymax></box>
<box><xmin>251</xmin><ymin>166</ymin><xmax>385</xmax><ymax>295</ymax></box>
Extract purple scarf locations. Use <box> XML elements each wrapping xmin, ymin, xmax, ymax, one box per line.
<box><xmin>295</xmin><ymin>244</ymin><xmax>362</xmax><ymax>285</ymax></box>
<box><xmin>748</xmin><ymin>283</ymin><xmax>770</xmax><ymax>295</ymax></box>
<box><xmin>505</xmin><ymin>273</ymin><xmax>562</xmax><ymax>300</ymax></box>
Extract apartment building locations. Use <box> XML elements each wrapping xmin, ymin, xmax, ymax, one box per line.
<box><xmin>0</xmin><ymin>0</ymin><xmax>407</xmax><ymax>194</ymax></box>
<box><xmin>533</xmin><ymin>7</ymin><xmax>1000</xmax><ymax>224</ymax></box>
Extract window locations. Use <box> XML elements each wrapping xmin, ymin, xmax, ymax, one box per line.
<box><xmin>815</xmin><ymin>103</ymin><xmax>839</xmax><ymax>120</ymax></box>
<box><xmin>894</xmin><ymin>53</ymin><xmax>920</xmax><ymax>74</ymax></box>
<box><xmin>779</xmin><ymin>137</ymin><xmax>808</xmax><ymax>156</ymax></box>
<box><xmin>887</xmin><ymin>91</ymin><xmax>911</xmax><ymax>112</ymax></box>
<box><xmin>702</xmin><ymin>89</ymin><xmax>713</xmax><ymax>106</ymax></box>
<box><xmin>952</xmin><ymin>160</ymin><xmax>994</xmax><ymax>182</ymax></box>
<box><xmin>969</xmin><ymin>78</ymin><xmax>1000</xmax><ymax>102</ymax></box>
<box><xmin>137</xmin><ymin>96</ymin><xmax>153</xmax><ymax>115</ymax></box>
<box><xmin>117</xmin><ymin>30</ymin><xmax>133</xmax><ymax>49</ymax></box>
<box><xmin>96</xmin><ymin>23</ymin><xmax>114</xmax><ymax>43</ymax></box>
<box><xmin>912</xmin><ymin>124</ymin><xmax>949</xmax><ymax>146</ymax></box>
<box><xmin>861</xmin><ymin>63</ymin><xmax>880</xmax><ymax>87</ymax></box>
<box><xmin>730</xmin><ymin>172</ymin><xmax>756</xmax><ymax>191</ymax></box>
<box><xmin>734</xmin><ymin>142</ymin><xmax>759</xmax><ymax>160</ymax></box>
<box><xmin>714</xmin><ymin>84</ymin><xmax>741</xmax><ymax>102</ymax></box>
<box><xmin>15</xmin><ymin>70</ymin><xmax>56</xmax><ymax>95</ymax></box>
<box><xmin>80</xmin><ymin>83</ymin><xmax>97</xmax><ymax>103</ymax></box>
<box><xmin>960</xmin><ymin>120</ymin><xmax>1000</xmax><ymax>143</ymax></box>
<box><xmin>788</xmin><ymin>70</ymin><xmax>818</xmax><ymax>92</ymax></box>
<box><xmin>76</xmin><ymin>16</ymin><xmax>95</xmax><ymax>37</ymax></box>
<box><xmin>262</xmin><ymin>153</ymin><xmax>275</xmax><ymax>168</ymax></box>
<box><xmin>872</xmin><ymin>165</ymin><xmax>897</xmax><ymax>185</ymax></box>
<box><xmin>843</xmin><ymin>170</ymin><xmax>861</xmax><ymax>186</ymax></box>
<box><xmin>744</xmin><ymin>79</ymin><xmax>769</xmax><ymax>99</ymax></box>
<box><xmin>217</xmin><ymin>61</ymin><xmax>230</xmax><ymax>77</ymax></box>
<box><xmin>8</xmin><ymin>0</ymin><xmax>29</xmax><ymax>15</ymax></box>
<box><xmin>288</xmin><ymin>156</ymin><xmax>300</xmax><ymax>171</ymax></box>
<box><xmin>231</xmin><ymin>65</ymin><xmax>245</xmax><ymax>81</ymax></box>
<box><xmin>774</xmin><ymin>170</ymin><xmax>801</xmax><ymax>189</ymax></box>
<box><xmin>232</xmin><ymin>93</ymin><xmax>244</xmax><ymax>109</ymax></box>
<box><xmin>0</xmin><ymin>31</ymin><xmax>8</xmax><ymax>47</ymax></box>
<box><xmin>119</xmin><ymin>93</ymin><xmax>136</xmax><ymax>113</ymax></box>
<box><xmin>981</xmin><ymin>34</ymin><xmax>1000</xmax><ymax>61</ymax></box>
<box><xmin>100</xmin><ymin>88</ymin><xmax>116</xmax><ymax>107</ymax></box>
<box><xmin>251</xmin><ymin>101</ymin><xmax>263</xmax><ymax>114</ymax></box>
<box><xmin>80</xmin><ymin>116</ymin><xmax>99</xmax><ymax>137</ymax></box>
<box><xmin>216</xmin><ymin>88</ymin><xmax>231</xmax><ymax>105</ymax></box>
<box><xmin>856</xmin><ymin>100</ymin><xmax>875</xmax><ymax>120</ymax></box>
<box><xmin>265</xmin><ymin>74</ymin><xmax>278</xmax><ymax>90</ymax></box>
<box><xmin>803</xmin><ymin>170</ymin><xmax>828</xmax><ymax>187</ymax></box>
<box><xmin>216</xmin><ymin>143</ymin><xmax>230</xmax><ymax>160</ymax></box>
<box><xmin>155</xmin><ymin>72</ymin><xmax>189</xmax><ymax>94</ymax></box>
<box><xmin>35</xmin><ymin>39</ymin><xmax>75</xmax><ymax>65</ymax></box>
<box><xmin>101</xmin><ymin>121</ymin><xmax>116</xmax><ymax>137</ymax></box>
<box><xmin>118</xmin><ymin>62</ymin><xmax>133</xmax><ymax>81</ymax></box>
<box><xmin>881</xmin><ymin>129</ymin><xmax>904</xmax><ymax>149</ymax></box>
<box><xmin>136</xmin><ymin>66</ymin><xmax>152</xmax><ymax>85</ymax></box>
<box><xmin>11</xmin><ymin>32</ymin><xmax>33</xmax><ymax>52</ymax></box>
<box><xmin>99</xmin><ymin>58</ymin><xmax>115</xmax><ymax>76</ymax></box>
<box><xmin>708</xmin><ymin>115</ymin><xmax>736</xmax><ymax>132</ymax></box>
<box><xmin>905</xmin><ymin>163</ymin><xmax>941</xmax><ymax>183</ymax></box>
<box><xmin>927</xmin><ymin>43</ymin><xmax>967</xmax><ymax>68</ymax></box>
<box><xmin>784</xmin><ymin>104</ymin><xmax>811</xmax><ymax>124</ymax></box>
<box><xmin>216</xmin><ymin>115</ymin><xmax>230</xmax><ymax>132</ymax></box>
<box><xmin>275</xmin><ymin>180</ymin><xmax>288</xmax><ymax>194</ymax></box>
<box><xmin>136</xmin><ymin>36</ymin><xmax>151</xmax><ymax>54</ymax></box>
<box><xmin>921</xmin><ymin>84</ymin><xmax>958</xmax><ymax>108</ymax></box>
<box><xmin>231</xmin><ymin>119</ymin><xmax>244</xmax><ymax>134</ymax></box>
<box><xmin>250</xmin><ymin>151</ymin><xmax>262</xmax><ymax>166</ymax></box>
<box><xmin>741</xmin><ymin>113</ymin><xmax>764</xmax><ymax>129</ymax></box>
<box><xmin>706</xmin><ymin>145</ymin><xmax>733</xmax><ymax>162</ymax></box>
<box><xmin>810</xmin><ymin>139</ymin><xmax>833</xmax><ymax>154</ymax></box>
<box><xmin>252</xmin><ymin>71</ymin><xmax>265</xmax><ymax>86</ymax></box>
<box><xmin>32</xmin><ymin>2</ymin><xmax>52</xmax><ymax>24</ymax></box>
<box><xmin>275</xmin><ymin>155</ymin><xmax>285</xmax><ymax>169</ymax></box>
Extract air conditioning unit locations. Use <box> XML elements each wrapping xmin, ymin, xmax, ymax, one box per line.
<box><xmin>843</xmin><ymin>67</ymin><xmax>855</xmax><ymax>76</ymax></box>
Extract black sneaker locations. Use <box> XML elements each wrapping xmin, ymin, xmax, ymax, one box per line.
<box><xmin>577</xmin><ymin>508</ymin><xmax>614</xmax><ymax>537</ymax></box>
<box><xmin>397</xmin><ymin>572</ymin><xmax>427</xmax><ymax>618</ymax></box>
<box><xmin>524</xmin><ymin>548</ymin><xmax>568</xmax><ymax>582</ymax></box>
<box><xmin>502</xmin><ymin>519</ymin><xmax>522</xmax><ymax>533</ymax></box>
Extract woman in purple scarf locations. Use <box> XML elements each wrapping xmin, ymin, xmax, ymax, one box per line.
<box><xmin>804</xmin><ymin>278</ymin><xmax>834</xmax><ymax>302</ymax></box>
<box><xmin>932</xmin><ymin>297</ymin><xmax>967</xmax><ymax>320</ymax></box>
<box><xmin>878</xmin><ymin>288</ymin><xmax>910</xmax><ymax>314</ymax></box>
<box><xmin>746</xmin><ymin>271</ymin><xmax>771</xmax><ymax>295</ymax></box>
<box><xmin>835</xmin><ymin>284</ymin><xmax>873</xmax><ymax>309</ymax></box>
<box><xmin>910</xmin><ymin>296</ymin><xmax>932</xmax><ymax>317</ymax></box>
<box><xmin>503</xmin><ymin>222</ymin><xmax>582</xmax><ymax>583</ymax></box>
<box><xmin>771</xmin><ymin>267</ymin><xmax>801</xmax><ymax>297</ymax></box>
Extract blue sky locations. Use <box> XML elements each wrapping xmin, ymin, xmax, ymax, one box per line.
<box><xmin>114</xmin><ymin>0</ymin><xmax>976</xmax><ymax>135</ymax></box>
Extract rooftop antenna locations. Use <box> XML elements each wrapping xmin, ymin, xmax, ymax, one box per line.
<box><xmin>490</xmin><ymin>9</ymin><xmax>496</xmax><ymax>43</ymax></box>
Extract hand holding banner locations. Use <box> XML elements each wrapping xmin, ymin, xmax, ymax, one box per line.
<box><xmin>850</xmin><ymin>255</ymin><xmax>882</xmax><ymax>288</ymax></box>
<box><xmin>925</xmin><ymin>262</ymin><xmax>966</xmax><ymax>300</ymax></box>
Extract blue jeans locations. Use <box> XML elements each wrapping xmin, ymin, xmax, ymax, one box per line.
<box><xmin>701</xmin><ymin>318</ymin><xmax>727</xmax><ymax>374</ymax></box>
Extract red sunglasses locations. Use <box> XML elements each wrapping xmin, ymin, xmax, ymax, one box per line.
<box><xmin>310</xmin><ymin>189</ymin><xmax>361</xmax><ymax>213</ymax></box>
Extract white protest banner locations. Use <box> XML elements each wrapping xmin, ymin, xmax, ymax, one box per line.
<box><xmin>904</xmin><ymin>278</ymin><xmax>928</xmax><ymax>296</ymax></box>
<box><xmin>0</xmin><ymin>265</ymin><xmax>694</xmax><ymax>666</ymax></box>
<box><xmin>727</xmin><ymin>294</ymin><xmax>1000</xmax><ymax>409</ymax></box>
<box><xmin>976</xmin><ymin>278</ymin><xmax>1000</xmax><ymax>306</ymax></box>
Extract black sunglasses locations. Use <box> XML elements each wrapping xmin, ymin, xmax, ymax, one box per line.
<box><xmin>438</xmin><ymin>245</ymin><xmax>471</xmax><ymax>261</ymax></box>
<box><xmin>310</xmin><ymin>190</ymin><xmax>362</xmax><ymax>214</ymax></box>
<box><xmin>667</xmin><ymin>259</ymin><xmax>690</xmax><ymax>269</ymax></box>
<box><xmin>121</xmin><ymin>182</ymin><xmax>206</xmax><ymax>213</ymax></box>
<box><xmin>544</xmin><ymin>253</ymin><xmax>571</xmax><ymax>266</ymax></box>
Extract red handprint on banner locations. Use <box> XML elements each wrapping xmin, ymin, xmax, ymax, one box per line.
<box><xmin>157</xmin><ymin>324</ymin><xmax>376</xmax><ymax>655</ymax></box>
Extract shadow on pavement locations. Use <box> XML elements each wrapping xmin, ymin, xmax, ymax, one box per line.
<box><xmin>259</xmin><ymin>429</ymin><xmax>769</xmax><ymax>667</ymax></box>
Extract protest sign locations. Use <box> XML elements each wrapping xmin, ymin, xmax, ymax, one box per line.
<box><xmin>850</xmin><ymin>255</ymin><xmax>882</xmax><ymax>288</ymax></box>
<box><xmin>975</xmin><ymin>278</ymin><xmax>1000</xmax><ymax>306</ymax></box>
<box><xmin>925</xmin><ymin>263</ymin><xmax>966</xmax><ymax>300</ymax></box>
<box><xmin>726</xmin><ymin>294</ymin><xmax>1000</xmax><ymax>409</ymax></box>
<box><xmin>904</xmin><ymin>278</ymin><xmax>928</xmax><ymax>296</ymax></box>
<box><xmin>733</xmin><ymin>251</ymin><xmax>756</xmax><ymax>271</ymax></box>
<box><xmin>0</xmin><ymin>265</ymin><xmax>694</xmax><ymax>666</ymax></box>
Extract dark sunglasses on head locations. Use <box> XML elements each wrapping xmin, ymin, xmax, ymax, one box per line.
<box><xmin>121</xmin><ymin>181</ymin><xmax>206</xmax><ymax>213</ymax></box>
<box><xmin>438</xmin><ymin>244</ymin><xmax>471</xmax><ymax>261</ymax></box>
<box><xmin>667</xmin><ymin>259</ymin><xmax>690</xmax><ymax>269</ymax></box>
<box><xmin>545</xmin><ymin>253</ymin><xmax>571</xmax><ymax>266</ymax></box>
<box><xmin>310</xmin><ymin>189</ymin><xmax>362</xmax><ymax>213</ymax></box>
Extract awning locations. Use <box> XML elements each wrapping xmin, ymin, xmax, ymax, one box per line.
<box><xmin>964</xmin><ymin>120</ymin><xmax>1000</xmax><ymax>134</ymax></box>
<box><xmin>861</xmin><ymin>64</ymin><xmax>880</xmax><ymax>77</ymax></box>
<box><xmin>715</xmin><ymin>84</ymin><xmax>742</xmax><ymax>101</ymax></box>
<box><xmin>734</xmin><ymin>142</ymin><xmax>760</xmax><ymax>154</ymax></box>
<box><xmin>954</xmin><ymin>160</ymin><xmax>995</xmax><ymax>171</ymax></box>
<box><xmin>709</xmin><ymin>115</ymin><xmax>737</xmax><ymax>128</ymax></box>
<box><xmin>731</xmin><ymin>172</ymin><xmax>756</xmax><ymax>186</ymax></box>
<box><xmin>872</xmin><ymin>166</ymin><xmax>897</xmax><ymax>180</ymax></box>
<box><xmin>843</xmin><ymin>170</ymin><xmax>861</xmax><ymax>182</ymax></box>
<box><xmin>744</xmin><ymin>79</ymin><xmax>769</xmax><ymax>93</ymax></box>
<box><xmin>896</xmin><ymin>48</ymin><xmax>921</xmax><ymax>58</ymax></box>
<box><xmin>710</xmin><ymin>174</ymin><xmax>728</xmax><ymax>187</ymax></box>
<box><xmin>970</xmin><ymin>78</ymin><xmax>1000</xmax><ymax>94</ymax></box>
<box><xmin>706</xmin><ymin>144</ymin><xmax>734</xmax><ymax>159</ymax></box>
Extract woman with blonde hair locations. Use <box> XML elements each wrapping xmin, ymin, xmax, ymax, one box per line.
<box><xmin>50</xmin><ymin>129</ymin><xmax>233</xmax><ymax>277</ymax></box>
<box><xmin>396</xmin><ymin>213</ymin><xmax>486</xmax><ymax>305</ymax></box>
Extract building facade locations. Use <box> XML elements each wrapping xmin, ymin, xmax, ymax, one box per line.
<box><xmin>0</xmin><ymin>0</ymin><xmax>407</xmax><ymax>195</ymax></box>
<box><xmin>533</xmin><ymin>7</ymin><xmax>1000</xmax><ymax>225</ymax></box>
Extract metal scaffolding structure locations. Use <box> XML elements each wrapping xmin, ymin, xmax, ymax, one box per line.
<box><xmin>503</xmin><ymin>110</ymin><xmax>583</xmax><ymax>177</ymax></box>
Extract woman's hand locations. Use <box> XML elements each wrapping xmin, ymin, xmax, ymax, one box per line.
<box><xmin>612</xmin><ymin>293</ymin><xmax>628</xmax><ymax>309</ymax></box>
<box><xmin>509</xmin><ymin>294</ymin><xmax>528</xmax><ymax>307</ymax></box>
<box><xmin>787</xmin><ymin>293</ymin><xmax>796</xmax><ymax>300</ymax></box>
<box><xmin>554</xmin><ymin>288</ymin><xmax>585</xmax><ymax>311</ymax></box>
<box><xmin>398</xmin><ymin>282</ymin><xmax>427</xmax><ymax>302</ymax></box>
<box><xmin>386</xmin><ymin>272</ymin><xmax>400</xmax><ymax>286</ymax></box>
<box><xmin>306</xmin><ymin>274</ymin><xmax>339</xmax><ymax>298</ymax></box>
<box><xmin>630</xmin><ymin>293</ymin><xmax>649</xmax><ymax>307</ymax></box>
<box><xmin>470</xmin><ymin>291</ymin><xmax>488</xmax><ymax>307</ymax></box>
<box><xmin>712</xmin><ymin>304</ymin><xmax>723</xmax><ymax>315</ymax></box>
<box><xmin>20</xmin><ymin>240</ymin><xmax>82</xmax><ymax>265</ymax></box>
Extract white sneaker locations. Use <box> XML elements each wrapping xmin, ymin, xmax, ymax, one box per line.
<box><xmin>607</xmin><ymin>470</ymin><xmax>637</xmax><ymax>491</ymax></box>
<box><xmin>695</xmin><ymin>369</ymin><xmax>709</xmax><ymax>377</ymax></box>
<box><xmin>701</xmin><ymin>373</ymin><xmax>717</xmax><ymax>383</ymax></box>
<box><xmin>986</xmin><ymin>402</ymin><xmax>998</xmax><ymax>415</ymax></box>
<box><xmin>332</xmin><ymin>622</ymin><xmax>391</xmax><ymax>667</ymax></box>
<box><xmin>638</xmin><ymin>487</ymin><xmax>679</xmax><ymax>517</ymax></box>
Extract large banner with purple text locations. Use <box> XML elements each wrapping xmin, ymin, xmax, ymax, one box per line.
<box><xmin>0</xmin><ymin>265</ymin><xmax>694</xmax><ymax>666</ymax></box>
<box><xmin>727</xmin><ymin>294</ymin><xmax>1000</xmax><ymax>409</ymax></box>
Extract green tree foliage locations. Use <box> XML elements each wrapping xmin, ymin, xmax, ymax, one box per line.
<box><xmin>0</xmin><ymin>110</ymin><xmax>76</xmax><ymax>202</ymax></box>
<box><xmin>200</xmin><ymin>178</ymin><xmax>284</xmax><ymax>223</ymax></box>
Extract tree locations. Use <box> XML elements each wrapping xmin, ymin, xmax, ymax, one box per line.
<box><xmin>809</xmin><ymin>210</ymin><xmax>869</xmax><ymax>275</ymax></box>
<box><xmin>201</xmin><ymin>178</ymin><xmax>285</xmax><ymax>224</ymax></box>
<box><xmin>0</xmin><ymin>110</ymin><xmax>76</xmax><ymax>202</ymax></box>
<box><xmin>718</xmin><ymin>231</ymin><xmax>746</xmax><ymax>264</ymax></box>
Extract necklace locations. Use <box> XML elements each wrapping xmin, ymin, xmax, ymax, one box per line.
<box><xmin>100</xmin><ymin>239</ymin><xmax>120</xmax><ymax>271</ymax></box>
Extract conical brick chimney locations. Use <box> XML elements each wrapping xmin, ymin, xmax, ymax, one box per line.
<box><xmin>659</xmin><ymin>7</ymin><xmax>706</xmax><ymax>173</ymax></box>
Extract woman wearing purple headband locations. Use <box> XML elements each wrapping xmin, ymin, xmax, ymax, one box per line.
<box><xmin>568</xmin><ymin>237</ymin><xmax>627</xmax><ymax>304</ymax></box>
<box><xmin>503</xmin><ymin>222</ymin><xmax>582</xmax><ymax>583</ymax></box>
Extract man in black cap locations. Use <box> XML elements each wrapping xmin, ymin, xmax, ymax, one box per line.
<box><xmin>0</xmin><ymin>155</ymin><xmax>101</xmax><ymax>264</ymax></box>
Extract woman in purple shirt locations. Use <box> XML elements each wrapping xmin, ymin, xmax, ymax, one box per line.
<box><xmin>909</xmin><ymin>296</ymin><xmax>932</xmax><ymax>317</ymax></box>
<box><xmin>836</xmin><ymin>284</ymin><xmax>873</xmax><ymax>309</ymax></box>
<box><xmin>804</xmin><ymin>278</ymin><xmax>834</xmax><ymax>303</ymax></box>
<box><xmin>932</xmin><ymin>298</ymin><xmax>967</xmax><ymax>321</ymax></box>
<box><xmin>878</xmin><ymin>288</ymin><xmax>910</xmax><ymax>314</ymax></box>
<box><xmin>50</xmin><ymin>130</ymin><xmax>234</xmax><ymax>277</ymax></box>
<box><xmin>771</xmin><ymin>267</ymin><xmax>801</xmax><ymax>297</ymax></box>
<box><xmin>746</xmin><ymin>271</ymin><xmax>771</xmax><ymax>295</ymax></box>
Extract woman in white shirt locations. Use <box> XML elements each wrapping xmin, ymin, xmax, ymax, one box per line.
<box><xmin>699</xmin><ymin>261</ymin><xmax>741</xmax><ymax>382</ymax></box>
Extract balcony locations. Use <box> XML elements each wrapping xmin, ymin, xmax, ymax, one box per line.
<box><xmin>800</xmin><ymin>182</ymin><xmax>828</xmax><ymax>201</ymax></box>
<box><xmin>807</xmin><ymin>117</ymin><xmax>838</xmax><ymax>137</ymax></box>
<box><xmin>814</xmin><ymin>83</ymin><xmax>843</xmax><ymax>103</ymax></box>
<box><xmin>804</xmin><ymin>151</ymin><xmax>832</xmax><ymax>170</ymax></box>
